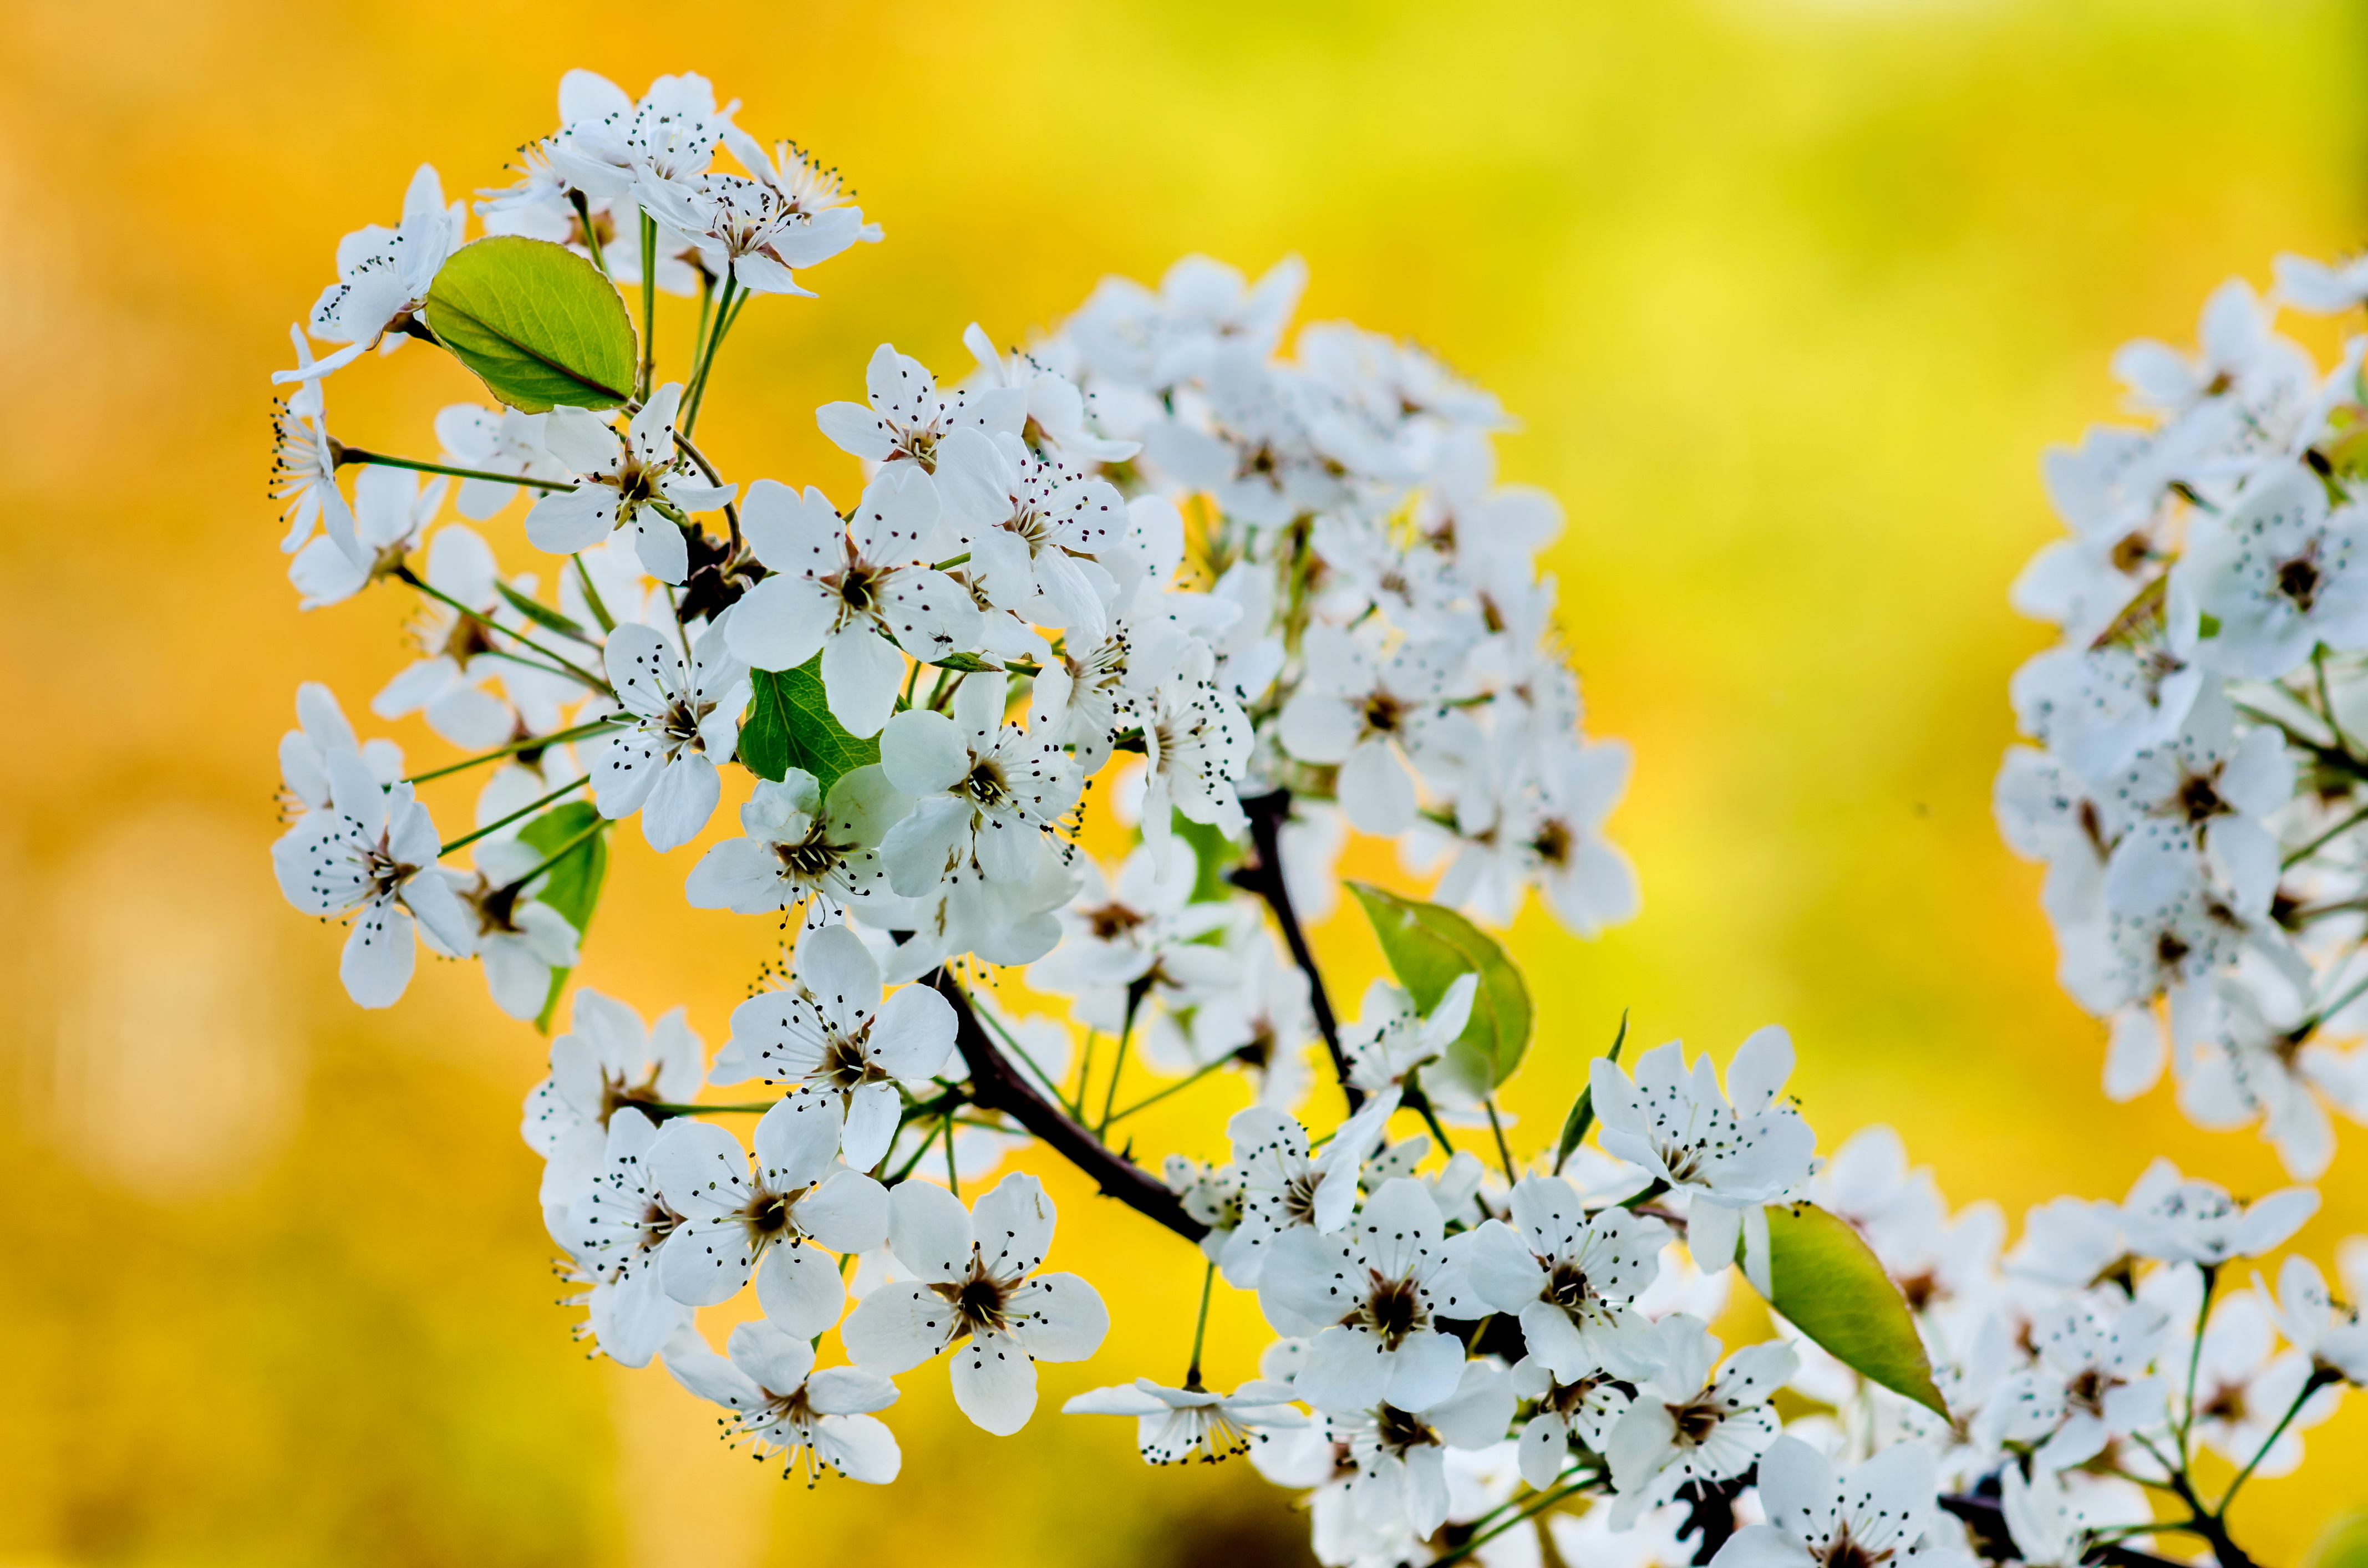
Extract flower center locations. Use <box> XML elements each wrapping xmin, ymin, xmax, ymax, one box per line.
<box><xmin>1351</xmin><ymin>1270</ymin><xmax>1427</xmax><ymax>1349</ymax></box>
<box><xmin>1529</xmin><ymin>817</ymin><xmax>1574</xmax><ymax>869</ymax></box>
<box><xmin>1372</xmin><ymin>1403</ymin><xmax>1441</xmax><ymax>1455</ymax></box>
<box><xmin>2176</xmin><ymin>770</ymin><xmax>2227</xmax><ymax>825</ymax></box>
<box><xmin>933</xmin><ymin>1255</ymin><xmax>1015</xmax><ymax>1337</ymax></box>
<box><xmin>817</xmin><ymin>1032</ymin><xmax>878</xmax><ymax>1091</ymax></box>
<box><xmin>1546</xmin><ymin>1259</ymin><xmax>1595</xmax><ymax>1312</ymax></box>
<box><xmin>1084</xmin><ymin>901</ymin><xmax>1145</xmax><ymax>941</ymax></box>
<box><xmin>1821</xmin><ymin>1526</ymin><xmax>1896</xmax><ymax>1568</ymax></box>
<box><xmin>2278</xmin><ymin>548</ymin><xmax>2323</xmax><ymax>612</ymax></box>
<box><xmin>961</xmin><ymin>757</ymin><xmax>1010</xmax><ymax>807</ymax></box>
<box><xmin>1669</xmin><ymin>1397</ymin><xmax>1723</xmax><ymax>1446</ymax></box>
<box><xmin>1361</xmin><ymin>691</ymin><xmax>1405</xmax><ymax>736</ymax></box>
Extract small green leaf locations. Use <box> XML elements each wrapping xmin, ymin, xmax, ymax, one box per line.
<box><xmin>1346</xmin><ymin>882</ymin><xmax>1533</xmax><ymax>1092</ymax></box>
<box><xmin>496</xmin><ymin>580</ymin><xmax>591</xmax><ymax>642</ymax></box>
<box><xmin>1760</xmin><ymin>1201</ymin><xmax>1948</xmax><ymax>1417</ymax></box>
<box><xmin>518</xmin><ymin>801</ymin><xmax>609</xmax><ymax>1034</ymax></box>
<box><xmin>2306</xmin><ymin>1513</ymin><xmax>2368</xmax><ymax>1568</ymax></box>
<box><xmin>928</xmin><ymin>651</ymin><xmax>1002</xmax><ymax>673</ymax></box>
<box><xmin>424</xmin><ymin>236</ymin><xmax>637</xmax><ymax>413</ymax></box>
<box><xmin>739</xmin><ymin>658</ymin><xmax>881</xmax><ymax>796</ymax></box>
<box><xmin>1171</xmin><ymin>811</ymin><xmax>1244</xmax><ymax>904</ymax></box>
<box><xmin>1554</xmin><ymin>1009</ymin><xmax>1628</xmax><ymax>1173</ymax></box>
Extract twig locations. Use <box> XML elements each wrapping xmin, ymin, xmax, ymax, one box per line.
<box><xmin>932</xmin><ymin>970</ymin><xmax>1207</xmax><ymax>1242</ymax></box>
<box><xmin>1231</xmin><ymin>788</ymin><xmax>1361</xmax><ymax>1111</ymax></box>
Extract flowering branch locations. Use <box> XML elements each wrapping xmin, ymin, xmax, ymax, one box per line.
<box><xmin>931</xmin><ymin>968</ymin><xmax>1208</xmax><ymax>1243</ymax></box>
<box><xmin>1231</xmin><ymin>787</ymin><xmax>1361</xmax><ymax>1111</ymax></box>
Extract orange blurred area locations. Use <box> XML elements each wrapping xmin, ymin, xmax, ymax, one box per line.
<box><xmin>3</xmin><ymin>0</ymin><xmax>2367</xmax><ymax>1563</ymax></box>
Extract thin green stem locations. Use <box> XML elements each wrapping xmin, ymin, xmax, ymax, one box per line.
<box><xmin>2283</xmin><ymin>802</ymin><xmax>2368</xmax><ymax>868</ymax></box>
<box><xmin>1432</xmin><ymin>1477</ymin><xmax>1598</xmax><ymax>1567</ymax></box>
<box><xmin>1074</xmin><ymin>1030</ymin><xmax>1098</xmax><ymax>1121</ymax></box>
<box><xmin>337</xmin><ymin>448</ymin><xmax>570</xmax><ymax>492</ymax></box>
<box><xmin>394</xmin><ymin>567</ymin><xmax>612</xmax><ymax>696</ymax></box>
<box><xmin>569</xmin><ymin>191</ymin><xmax>610</xmax><ymax>278</ymax></box>
<box><xmin>480</xmin><ymin>647</ymin><xmax>590</xmax><ymax>686</ymax></box>
<box><xmin>1183</xmin><ymin>1262</ymin><xmax>1216</xmax><ymax>1391</ymax></box>
<box><xmin>438</xmin><ymin>774</ymin><xmax>589</xmax><ymax>856</ymax></box>
<box><xmin>1098</xmin><ymin>983</ymin><xmax>1150</xmax><ymax>1138</ymax></box>
<box><xmin>943</xmin><ymin>1111</ymin><xmax>962</xmax><ymax>1198</ymax></box>
<box><xmin>886</xmin><ymin>1117</ymin><xmax>947</xmax><ymax>1184</ymax></box>
<box><xmin>681</xmin><ymin>272</ymin><xmax>742</xmax><ymax>438</ymax></box>
<box><xmin>1483</xmin><ymin>1097</ymin><xmax>1518</xmax><ymax>1184</ymax></box>
<box><xmin>970</xmin><ymin>1003</ymin><xmax>1080</xmax><ymax>1118</ymax></box>
<box><xmin>2216</xmin><ymin>1367</ymin><xmax>2337</xmax><ymax>1516</ymax></box>
<box><xmin>402</xmin><ymin>717</ymin><xmax>627</xmax><ymax>784</ymax></box>
<box><xmin>1406</xmin><ymin>1086</ymin><xmax>1459</xmax><ymax>1157</ymax></box>
<box><xmin>637</xmin><ymin>212</ymin><xmax>657</xmax><ymax>402</ymax></box>
<box><xmin>1107</xmin><ymin>1056</ymin><xmax>1232</xmax><ymax>1123</ymax></box>
<box><xmin>1614</xmin><ymin>1177</ymin><xmax>1672</xmax><ymax>1213</ymax></box>
<box><xmin>2315</xmin><ymin>648</ymin><xmax>2352</xmax><ymax>755</ymax></box>
<box><xmin>2178</xmin><ymin>1264</ymin><xmax>2218</xmax><ymax>1468</ymax></box>
<box><xmin>494</xmin><ymin>815</ymin><xmax>606</xmax><ymax>898</ymax></box>
<box><xmin>571</xmin><ymin>557</ymin><xmax>617</xmax><ymax>634</ymax></box>
<box><xmin>670</xmin><ymin>431</ymin><xmax>742</xmax><ymax>554</ymax></box>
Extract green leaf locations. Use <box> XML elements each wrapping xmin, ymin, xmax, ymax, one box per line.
<box><xmin>739</xmin><ymin>658</ymin><xmax>881</xmax><ymax>796</ymax></box>
<box><xmin>1553</xmin><ymin>1009</ymin><xmax>1628</xmax><ymax>1173</ymax></box>
<box><xmin>2306</xmin><ymin>1514</ymin><xmax>2368</xmax><ymax>1568</ymax></box>
<box><xmin>496</xmin><ymin>580</ymin><xmax>591</xmax><ymax>642</ymax></box>
<box><xmin>1346</xmin><ymin>882</ymin><xmax>1533</xmax><ymax>1092</ymax></box>
<box><xmin>423</xmin><ymin>236</ymin><xmax>637</xmax><ymax>413</ymax></box>
<box><xmin>517</xmin><ymin>801</ymin><xmax>609</xmax><ymax>1034</ymax></box>
<box><xmin>928</xmin><ymin>652</ymin><xmax>1002</xmax><ymax>673</ymax></box>
<box><xmin>1760</xmin><ymin>1201</ymin><xmax>1948</xmax><ymax>1417</ymax></box>
<box><xmin>1171</xmin><ymin>811</ymin><xmax>1244</xmax><ymax>904</ymax></box>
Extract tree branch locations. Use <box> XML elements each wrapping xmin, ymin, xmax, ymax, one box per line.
<box><xmin>1939</xmin><ymin>1493</ymin><xmax>2190</xmax><ymax>1568</ymax></box>
<box><xmin>1230</xmin><ymin>788</ymin><xmax>1362</xmax><ymax>1111</ymax></box>
<box><xmin>931</xmin><ymin>968</ymin><xmax>1208</xmax><ymax>1243</ymax></box>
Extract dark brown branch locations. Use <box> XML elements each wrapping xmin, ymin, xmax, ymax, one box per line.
<box><xmin>1229</xmin><ymin>788</ymin><xmax>1363</xmax><ymax>1111</ymax></box>
<box><xmin>931</xmin><ymin>968</ymin><xmax>1208</xmax><ymax>1243</ymax></box>
<box><xmin>1939</xmin><ymin>1493</ymin><xmax>2188</xmax><ymax>1568</ymax></box>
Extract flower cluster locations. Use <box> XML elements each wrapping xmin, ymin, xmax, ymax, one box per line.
<box><xmin>1998</xmin><ymin>259</ymin><xmax>2368</xmax><ymax>1177</ymax></box>
<box><xmin>263</xmin><ymin>67</ymin><xmax>2367</xmax><ymax>1568</ymax></box>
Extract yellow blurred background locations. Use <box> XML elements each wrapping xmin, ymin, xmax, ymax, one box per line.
<box><xmin>3</xmin><ymin>0</ymin><xmax>2366</xmax><ymax>1562</ymax></box>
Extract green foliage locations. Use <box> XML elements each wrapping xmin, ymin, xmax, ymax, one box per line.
<box><xmin>1346</xmin><ymin>882</ymin><xmax>1533</xmax><ymax>1091</ymax></box>
<box><xmin>517</xmin><ymin>801</ymin><xmax>609</xmax><ymax>1034</ymax></box>
<box><xmin>1760</xmin><ymin>1202</ymin><xmax>1948</xmax><ymax>1417</ymax></box>
<box><xmin>739</xmin><ymin>658</ymin><xmax>881</xmax><ymax>796</ymax></box>
<box><xmin>1171</xmin><ymin>813</ymin><xmax>1244</xmax><ymax>903</ymax></box>
<box><xmin>423</xmin><ymin>236</ymin><xmax>637</xmax><ymax>413</ymax></box>
<box><xmin>2306</xmin><ymin>1514</ymin><xmax>2368</xmax><ymax>1568</ymax></box>
<box><xmin>495</xmin><ymin>581</ymin><xmax>590</xmax><ymax>641</ymax></box>
<box><xmin>1554</xmin><ymin>1009</ymin><xmax>1628</xmax><ymax>1172</ymax></box>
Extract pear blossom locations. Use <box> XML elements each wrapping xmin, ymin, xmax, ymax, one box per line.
<box><xmin>1326</xmin><ymin>1361</ymin><xmax>1518</xmax><ymax>1541</ymax></box>
<box><xmin>2116</xmin><ymin>1158</ymin><xmax>2318</xmax><ymax>1266</ymax></box>
<box><xmin>1278</xmin><ymin>626</ymin><xmax>1478</xmax><ymax>835</ymax></box>
<box><xmin>2261</xmin><ymin>1254</ymin><xmax>2368</xmax><ymax>1384</ymax></box>
<box><xmin>664</xmin><ymin>1321</ymin><xmax>902</xmax><ymax>1484</ymax></box>
<box><xmin>1511</xmin><ymin>1355</ymin><xmax>1634</xmax><ymax>1490</ymax></box>
<box><xmin>1256</xmin><ymin>1177</ymin><xmax>1477</xmax><ymax>1414</ymax></box>
<box><xmin>1710</xmin><ymin>1435</ymin><xmax>1944</xmax><ymax>1568</ymax></box>
<box><xmin>635</xmin><ymin>170</ymin><xmax>870</xmax><ymax>297</ymax></box>
<box><xmin>1588</xmin><ymin>1029</ymin><xmax>1816</xmax><ymax>1280</ymax></box>
<box><xmin>1226</xmin><ymin>1094</ymin><xmax>1401</xmax><ymax>1286</ymax></box>
<box><xmin>840</xmin><ymin>1173</ymin><xmax>1110</xmax><ymax>1435</ymax></box>
<box><xmin>370</xmin><ymin>525</ymin><xmax>517</xmax><ymax>749</ymax></box>
<box><xmin>709</xmin><ymin>922</ymin><xmax>956</xmax><ymax>1169</ymax></box>
<box><xmin>592</xmin><ymin>620</ymin><xmax>750</xmax><ymax>852</ymax></box>
<box><xmin>1061</xmin><ymin>1376</ymin><xmax>1308</xmax><ymax>1465</ymax></box>
<box><xmin>525</xmin><ymin>385</ymin><xmax>736</xmax><ymax>584</ymax></box>
<box><xmin>434</xmin><ymin>404</ymin><xmax>561</xmax><ymax>519</ymax></box>
<box><xmin>445</xmin><ymin>834</ymin><xmax>582</xmax><ymax>1019</ymax></box>
<box><xmin>647</xmin><ymin>1093</ymin><xmax>888</xmax><ymax>1330</ymax></box>
<box><xmin>815</xmin><ymin>343</ymin><xmax>1026</xmax><ymax>499</ymax></box>
<box><xmin>273</xmin><ymin>164</ymin><xmax>463</xmax><ymax>384</ymax></box>
<box><xmin>725</xmin><ymin>473</ymin><xmax>982</xmax><ymax>736</ymax></box>
<box><xmin>522</xmin><ymin>991</ymin><xmax>707</xmax><ymax>1217</ymax></box>
<box><xmin>682</xmin><ymin>766</ymin><xmax>909</xmax><ymax>917</ymax></box>
<box><xmin>270</xmin><ymin>748</ymin><xmax>475</xmax><ymax>1009</ymax></box>
<box><xmin>1979</xmin><ymin>1297</ymin><xmax>2171</xmax><ymax>1470</ymax></box>
<box><xmin>288</xmin><ymin>464</ymin><xmax>446</xmax><ymax>609</ymax></box>
<box><xmin>1465</xmin><ymin>1175</ymin><xmax>1668</xmax><ymax>1382</ymax></box>
<box><xmin>1604</xmin><ymin>1315</ymin><xmax>1795</xmax><ymax>1522</ymax></box>
<box><xmin>878</xmin><ymin>675</ymin><xmax>1082</xmax><ymax>892</ymax></box>
<box><xmin>560</xmin><ymin>1107</ymin><xmax>690</xmax><ymax>1367</ymax></box>
<box><xmin>271</xmin><ymin>328</ymin><xmax>350</xmax><ymax>552</ymax></box>
<box><xmin>1341</xmin><ymin>974</ymin><xmax>1480</xmax><ymax>1101</ymax></box>
<box><xmin>277</xmin><ymin>681</ymin><xmax>402</xmax><ymax>816</ymax></box>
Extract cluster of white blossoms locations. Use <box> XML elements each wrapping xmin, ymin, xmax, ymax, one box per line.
<box><xmin>266</xmin><ymin>69</ymin><xmax>2368</xmax><ymax>1568</ymax></box>
<box><xmin>1998</xmin><ymin>259</ymin><xmax>2368</xmax><ymax>1179</ymax></box>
